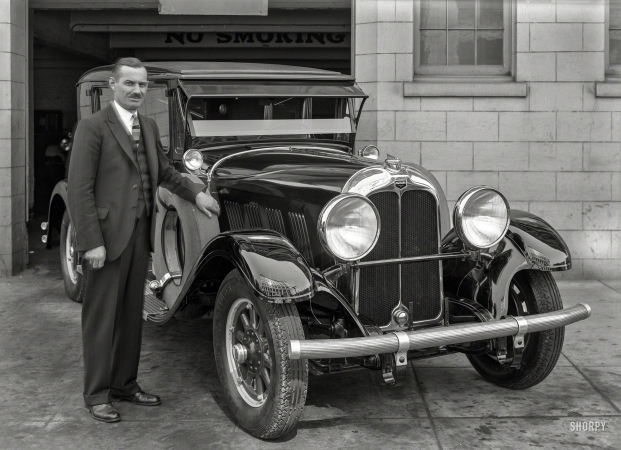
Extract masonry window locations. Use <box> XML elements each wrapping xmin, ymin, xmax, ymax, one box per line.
<box><xmin>415</xmin><ymin>0</ymin><xmax>511</xmax><ymax>78</ymax></box>
<box><xmin>608</xmin><ymin>0</ymin><xmax>621</xmax><ymax>76</ymax></box>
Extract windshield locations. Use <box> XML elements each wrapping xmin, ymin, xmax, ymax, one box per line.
<box><xmin>186</xmin><ymin>97</ymin><xmax>354</xmax><ymax>144</ymax></box>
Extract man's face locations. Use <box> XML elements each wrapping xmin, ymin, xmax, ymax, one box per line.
<box><xmin>109</xmin><ymin>65</ymin><xmax>148</xmax><ymax>112</ymax></box>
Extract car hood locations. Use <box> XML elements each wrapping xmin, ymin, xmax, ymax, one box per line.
<box><xmin>210</xmin><ymin>147</ymin><xmax>374</xmax><ymax>203</ymax></box>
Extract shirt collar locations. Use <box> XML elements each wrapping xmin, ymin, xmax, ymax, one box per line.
<box><xmin>113</xmin><ymin>100</ymin><xmax>137</xmax><ymax>124</ymax></box>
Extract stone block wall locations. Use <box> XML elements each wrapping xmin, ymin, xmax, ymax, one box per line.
<box><xmin>355</xmin><ymin>0</ymin><xmax>620</xmax><ymax>279</ymax></box>
<box><xmin>0</xmin><ymin>0</ymin><xmax>28</xmax><ymax>275</ymax></box>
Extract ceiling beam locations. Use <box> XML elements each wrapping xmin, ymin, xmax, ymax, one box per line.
<box><xmin>33</xmin><ymin>10</ymin><xmax>112</xmax><ymax>62</ymax></box>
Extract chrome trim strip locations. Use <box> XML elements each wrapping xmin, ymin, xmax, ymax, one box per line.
<box><xmin>355</xmin><ymin>252</ymin><xmax>465</xmax><ymax>267</ymax></box>
<box><xmin>288</xmin><ymin>212</ymin><xmax>315</xmax><ymax>267</ymax></box>
<box><xmin>352</xmin><ymin>266</ymin><xmax>360</xmax><ymax>314</ymax></box>
<box><xmin>398</xmin><ymin>189</ymin><xmax>403</xmax><ymax>324</ymax></box>
<box><xmin>288</xmin><ymin>303</ymin><xmax>592</xmax><ymax>360</ymax></box>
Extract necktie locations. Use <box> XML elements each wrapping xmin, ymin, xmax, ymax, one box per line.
<box><xmin>131</xmin><ymin>114</ymin><xmax>141</xmax><ymax>142</ymax></box>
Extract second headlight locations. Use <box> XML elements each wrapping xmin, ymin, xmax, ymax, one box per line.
<box><xmin>318</xmin><ymin>194</ymin><xmax>380</xmax><ymax>261</ymax></box>
<box><xmin>453</xmin><ymin>186</ymin><xmax>510</xmax><ymax>250</ymax></box>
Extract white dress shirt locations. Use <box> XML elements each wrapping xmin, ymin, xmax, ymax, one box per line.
<box><xmin>113</xmin><ymin>101</ymin><xmax>138</xmax><ymax>135</ymax></box>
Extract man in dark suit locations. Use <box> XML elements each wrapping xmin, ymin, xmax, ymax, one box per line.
<box><xmin>68</xmin><ymin>57</ymin><xmax>220</xmax><ymax>423</ymax></box>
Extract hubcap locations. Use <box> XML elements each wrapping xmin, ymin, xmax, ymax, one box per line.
<box><xmin>225</xmin><ymin>298</ymin><xmax>273</xmax><ymax>407</ymax></box>
<box><xmin>65</xmin><ymin>221</ymin><xmax>78</xmax><ymax>284</ymax></box>
<box><xmin>232</xmin><ymin>343</ymin><xmax>248</xmax><ymax>364</ymax></box>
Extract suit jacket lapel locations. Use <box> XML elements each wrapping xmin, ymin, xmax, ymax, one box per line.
<box><xmin>105</xmin><ymin>105</ymin><xmax>138</xmax><ymax>170</ymax></box>
<box><xmin>139</xmin><ymin>114</ymin><xmax>159</xmax><ymax>186</ymax></box>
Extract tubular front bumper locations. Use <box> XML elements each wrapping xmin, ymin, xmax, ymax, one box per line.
<box><xmin>289</xmin><ymin>303</ymin><xmax>591</xmax><ymax>360</ymax></box>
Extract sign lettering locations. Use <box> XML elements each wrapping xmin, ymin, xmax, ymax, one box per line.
<box><xmin>184</xmin><ymin>32</ymin><xmax>348</xmax><ymax>46</ymax></box>
<box><xmin>111</xmin><ymin>32</ymin><xmax>350</xmax><ymax>49</ymax></box>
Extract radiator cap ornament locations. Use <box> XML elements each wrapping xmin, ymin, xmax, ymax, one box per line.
<box><xmin>384</xmin><ymin>154</ymin><xmax>402</xmax><ymax>172</ymax></box>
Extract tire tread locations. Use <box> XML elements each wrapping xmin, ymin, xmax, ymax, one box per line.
<box><xmin>213</xmin><ymin>270</ymin><xmax>308</xmax><ymax>439</ymax></box>
<box><xmin>467</xmin><ymin>270</ymin><xmax>565</xmax><ymax>390</ymax></box>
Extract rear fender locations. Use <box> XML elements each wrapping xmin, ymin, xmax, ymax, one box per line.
<box><xmin>443</xmin><ymin>209</ymin><xmax>571</xmax><ymax>320</ymax></box>
<box><xmin>44</xmin><ymin>180</ymin><xmax>69</xmax><ymax>248</ymax></box>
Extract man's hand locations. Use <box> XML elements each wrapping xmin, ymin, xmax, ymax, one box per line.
<box><xmin>195</xmin><ymin>192</ymin><xmax>220</xmax><ymax>218</ymax></box>
<box><xmin>84</xmin><ymin>245</ymin><xmax>106</xmax><ymax>270</ymax></box>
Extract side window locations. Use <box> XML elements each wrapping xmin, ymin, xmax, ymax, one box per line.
<box><xmin>416</xmin><ymin>0</ymin><xmax>510</xmax><ymax>77</ymax></box>
<box><xmin>138</xmin><ymin>85</ymin><xmax>169</xmax><ymax>152</ymax></box>
<box><xmin>78</xmin><ymin>82</ymin><xmax>95</xmax><ymax>120</ymax></box>
<box><xmin>98</xmin><ymin>87</ymin><xmax>115</xmax><ymax>112</ymax></box>
<box><xmin>92</xmin><ymin>84</ymin><xmax>170</xmax><ymax>152</ymax></box>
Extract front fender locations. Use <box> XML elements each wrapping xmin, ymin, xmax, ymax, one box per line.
<box><xmin>44</xmin><ymin>180</ymin><xmax>69</xmax><ymax>249</ymax></box>
<box><xmin>190</xmin><ymin>230</ymin><xmax>315</xmax><ymax>304</ymax></box>
<box><xmin>443</xmin><ymin>209</ymin><xmax>571</xmax><ymax>320</ymax></box>
<box><xmin>505</xmin><ymin>210</ymin><xmax>571</xmax><ymax>271</ymax></box>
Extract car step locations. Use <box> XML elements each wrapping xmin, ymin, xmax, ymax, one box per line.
<box><xmin>142</xmin><ymin>274</ymin><xmax>169</xmax><ymax>321</ymax></box>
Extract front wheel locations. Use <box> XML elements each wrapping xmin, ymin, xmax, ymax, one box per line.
<box><xmin>59</xmin><ymin>210</ymin><xmax>84</xmax><ymax>303</ymax></box>
<box><xmin>213</xmin><ymin>270</ymin><xmax>308</xmax><ymax>439</ymax></box>
<box><xmin>467</xmin><ymin>270</ymin><xmax>565</xmax><ymax>389</ymax></box>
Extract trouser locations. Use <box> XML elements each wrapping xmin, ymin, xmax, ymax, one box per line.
<box><xmin>82</xmin><ymin>213</ymin><xmax>150</xmax><ymax>406</ymax></box>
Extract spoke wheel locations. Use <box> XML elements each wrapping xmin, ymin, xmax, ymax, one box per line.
<box><xmin>467</xmin><ymin>270</ymin><xmax>565</xmax><ymax>389</ymax></box>
<box><xmin>214</xmin><ymin>270</ymin><xmax>308</xmax><ymax>439</ymax></box>
<box><xmin>226</xmin><ymin>298</ymin><xmax>273</xmax><ymax>407</ymax></box>
<box><xmin>59</xmin><ymin>210</ymin><xmax>85</xmax><ymax>303</ymax></box>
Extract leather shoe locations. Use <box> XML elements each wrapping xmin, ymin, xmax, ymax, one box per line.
<box><xmin>87</xmin><ymin>403</ymin><xmax>121</xmax><ymax>423</ymax></box>
<box><xmin>111</xmin><ymin>390</ymin><xmax>161</xmax><ymax>406</ymax></box>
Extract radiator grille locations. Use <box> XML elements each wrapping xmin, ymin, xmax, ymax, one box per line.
<box><xmin>244</xmin><ymin>203</ymin><xmax>262</xmax><ymax>228</ymax></box>
<box><xmin>358</xmin><ymin>189</ymin><xmax>441</xmax><ymax>326</ymax></box>
<box><xmin>266</xmin><ymin>208</ymin><xmax>286</xmax><ymax>235</ymax></box>
<box><xmin>288</xmin><ymin>212</ymin><xmax>315</xmax><ymax>267</ymax></box>
<box><xmin>401</xmin><ymin>190</ymin><xmax>441</xmax><ymax>322</ymax></box>
<box><xmin>224</xmin><ymin>201</ymin><xmax>244</xmax><ymax>230</ymax></box>
<box><xmin>359</xmin><ymin>192</ymin><xmax>400</xmax><ymax>326</ymax></box>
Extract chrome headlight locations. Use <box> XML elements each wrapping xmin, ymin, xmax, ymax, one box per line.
<box><xmin>183</xmin><ymin>149</ymin><xmax>203</xmax><ymax>172</ymax></box>
<box><xmin>318</xmin><ymin>194</ymin><xmax>380</xmax><ymax>261</ymax></box>
<box><xmin>453</xmin><ymin>186</ymin><xmax>510</xmax><ymax>250</ymax></box>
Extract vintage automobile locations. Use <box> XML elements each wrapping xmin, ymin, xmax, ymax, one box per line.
<box><xmin>42</xmin><ymin>62</ymin><xmax>591</xmax><ymax>439</ymax></box>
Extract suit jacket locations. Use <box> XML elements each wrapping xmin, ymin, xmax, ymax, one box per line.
<box><xmin>68</xmin><ymin>105</ymin><xmax>205</xmax><ymax>261</ymax></box>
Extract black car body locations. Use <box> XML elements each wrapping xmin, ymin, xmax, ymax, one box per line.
<box><xmin>43</xmin><ymin>62</ymin><xmax>591</xmax><ymax>439</ymax></box>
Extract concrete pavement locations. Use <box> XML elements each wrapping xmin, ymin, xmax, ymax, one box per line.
<box><xmin>1</xmin><ymin>228</ymin><xmax>620</xmax><ymax>449</ymax></box>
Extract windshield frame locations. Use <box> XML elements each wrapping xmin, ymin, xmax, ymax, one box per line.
<box><xmin>183</xmin><ymin>94</ymin><xmax>362</xmax><ymax>151</ymax></box>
